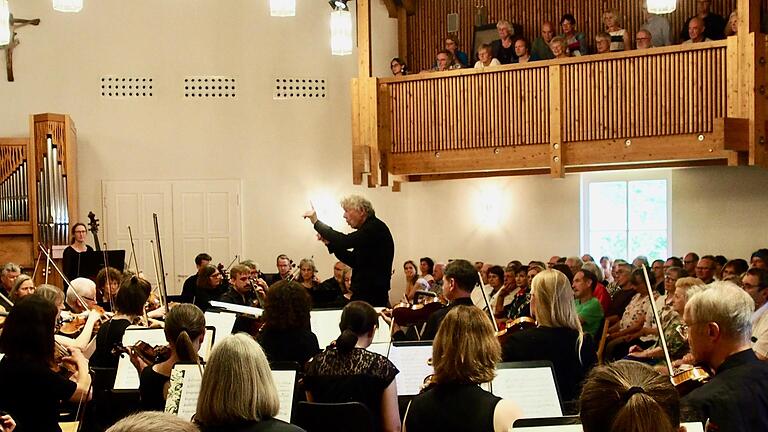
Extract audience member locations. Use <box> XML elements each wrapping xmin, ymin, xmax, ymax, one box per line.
<box><xmin>573</xmin><ymin>269</ymin><xmax>605</xmax><ymax>338</ymax></box>
<box><xmin>603</xmin><ymin>9</ymin><xmax>630</xmax><ymax>51</ymax></box>
<box><xmin>304</xmin><ymin>301</ymin><xmax>400</xmax><ymax>432</ymax></box>
<box><xmin>633</xmin><ymin>256</ymin><xmax>650</xmax><ymax>270</ymax></box>
<box><xmin>502</xmin><ymin>269</ymin><xmax>597</xmax><ymax>401</ymax></box>
<box><xmin>582</xmin><ymin>254</ymin><xmax>595</xmax><ymax>263</ymax></box>
<box><xmin>107</xmin><ymin>412</ymin><xmax>199</xmax><ymax>432</ymax></box>
<box><xmin>430</xmin><ymin>50</ymin><xmax>460</xmax><ymax>72</ymax></box>
<box><xmin>531</xmin><ymin>21</ymin><xmax>555</xmax><ymax>60</ymax></box>
<box><xmin>550</xmin><ymin>36</ymin><xmax>570</xmax><ymax>59</ymax></box>
<box><xmin>683</xmin><ymin>252</ymin><xmax>699</xmax><ymax>275</ymax></box>
<box><xmin>681</xmin><ymin>282</ymin><xmax>768</xmax><ymax>430</ymax></box>
<box><xmin>725</xmin><ymin>10</ymin><xmax>738</xmax><ymax>36</ymax></box>
<box><xmin>491</xmin><ymin>20</ymin><xmax>518</xmax><ymax>64</ymax></box>
<box><xmin>194</xmin><ymin>334</ymin><xmax>305</xmax><ymax>432</ymax></box>
<box><xmin>445</xmin><ymin>36</ymin><xmax>468</xmax><ymax>67</ymax></box>
<box><xmin>641</xmin><ymin>1</ymin><xmax>671</xmax><ymax>46</ymax></box>
<box><xmin>473</xmin><ymin>43</ymin><xmax>500</xmax><ymax>69</ymax></box>
<box><xmin>581</xmin><ymin>261</ymin><xmax>610</xmax><ymax>312</ymax></box>
<box><xmin>743</xmin><ymin>268</ymin><xmax>768</xmax><ymax>360</ymax></box>
<box><xmin>605</xmin><ymin>268</ymin><xmax>657</xmax><ymax>360</ymax></box>
<box><xmin>651</xmin><ymin>259</ymin><xmax>664</xmax><ymax>289</ymax></box>
<box><xmin>580</xmin><ymin>360</ymin><xmax>681</xmax><ymax>432</ymax></box>
<box><xmin>421</xmin><ymin>259</ymin><xmax>478</xmax><ymax>340</ymax></box>
<box><xmin>256</xmin><ymin>280</ymin><xmax>319</xmax><ymax>365</ymax></box>
<box><xmin>696</xmin><ymin>255</ymin><xmax>717</xmax><ymax>283</ymax></box>
<box><xmin>635</xmin><ymin>29</ymin><xmax>653</xmax><ymax>49</ymax></box>
<box><xmin>565</xmin><ymin>256</ymin><xmax>583</xmax><ymax>278</ymax></box>
<box><xmin>683</xmin><ymin>16</ymin><xmax>712</xmax><ymax>44</ymax></box>
<box><xmin>680</xmin><ymin>0</ymin><xmax>726</xmax><ymax>41</ymax></box>
<box><xmin>751</xmin><ymin>248</ymin><xmax>768</xmax><ymax>269</ymax></box>
<box><xmin>600</xmin><ymin>256</ymin><xmax>613</xmax><ymax>284</ymax></box>
<box><xmin>595</xmin><ymin>32</ymin><xmax>611</xmax><ymax>54</ymax></box>
<box><xmin>390</xmin><ymin>57</ymin><xmax>407</xmax><ymax>76</ymax></box>
<box><xmin>474</xmin><ymin>265</ymin><xmax>504</xmax><ymax>311</ymax></box>
<box><xmin>721</xmin><ymin>258</ymin><xmax>748</xmax><ymax>280</ymax></box>
<box><xmin>513</xmin><ymin>38</ymin><xmax>533</xmax><ymax>63</ymax></box>
<box><xmin>559</xmin><ymin>14</ymin><xmax>587</xmax><ymax>56</ymax></box>
<box><xmin>405</xmin><ymin>306</ymin><xmax>521</xmax><ymax>432</ymax></box>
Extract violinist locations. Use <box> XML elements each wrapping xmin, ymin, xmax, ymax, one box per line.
<box><xmin>316</xmin><ymin>261</ymin><xmax>349</xmax><ymax>307</ymax></box>
<box><xmin>0</xmin><ymin>263</ymin><xmax>20</xmax><ymax>304</ymax></box>
<box><xmin>295</xmin><ymin>258</ymin><xmax>337</xmax><ymax>308</ymax></box>
<box><xmin>8</xmin><ymin>275</ymin><xmax>35</xmax><ymax>304</ymax></box>
<box><xmin>90</xmin><ymin>276</ymin><xmax>151</xmax><ymax>373</ymax></box>
<box><xmin>420</xmin><ymin>259</ymin><xmax>477</xmax><ymax>340</ymax></box>
<box><xmin>191</xmin><ymin>265</ymin><xmax>227</xmax><ymax>312</ymax></box>
<box><xmin>256</xmin><ymin>280</ymin><xmax>319</xmax><ymax>365</ymax></box>
<box><xmin>0</xmin><ymin>296</ymin><xmax>91</xmax><ymax>432</ymax></box>
<box><xmin>240</xmin><ymin>259</ymin><xmax>269</xmax><ymax>291</ymax></box>
<box><xmin>180</xmin><ymin>253</ymin><xmax>211</xmax><ymax>304</ymax></box>
<box><xmin>262</xmin><ymin>254</ymin><xmax>293</xmax><ymax>286</ymax></box>
<box><xmin>36</xmin><ymin>285</ymin><xmax>101</xmax><ymax>352</ymax></box>
<box><xmin>219</xmin><ymin>264</ymin><xmax>262</xmax><ymax>307</ymax></box>
<box><xmin>680</xmin><ymin>282</ymin><xmax>768</xmax><ymax>430</ymax></box>
<box><xmin>135</xmin><ymin>304</ymin><xmax>206</xmax><ymax>411</ymax></box>
<box><xmin>96</xmin><ymin>266</ymin><xmax>123</xmax><ymax>312</ymax></box>
<box><xmin>65</xmin><ymin>277</ymin><xmax>98</xmax><ymax>313</ymax></box>
<box><xmin>62</xmin><ymin>223</ymin><xmax>95</xmax><ymax>283</ymax></box>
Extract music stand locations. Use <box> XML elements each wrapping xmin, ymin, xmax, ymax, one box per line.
<box><xmin>79</xmin><ymin>250</ymin><xmax>126</xmax><ymax>280</ymax></box>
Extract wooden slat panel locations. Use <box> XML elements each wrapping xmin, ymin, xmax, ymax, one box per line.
<box><xmin>406</xmin><ymin>0</ymin><xmax>736</xmax><ymax>73</ymax></box>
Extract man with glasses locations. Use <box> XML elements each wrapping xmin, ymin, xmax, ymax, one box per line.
<box><xmin>681</xmin><ymin>282</ymin><xmax>768</xmax><ymax>430</ymax></box>
<box><xmin>743</xmin><ymin>268</ymin><xmax>768</xmax><ymax>360</ymax></box>
<box><xmin>696</xmin><ymin>255</ymin><xmax>717</xmax><ymax>284</ymax></box>
<box><xmin>65</xmin><ymin>277</ymin><xmax>98</xmax><ymax>313</ymax></box>
<box><xmin>683</xmin><ymin>252</ymin><xmax>699</xmax><ymax>276</ymax></box>
<box><xmin>640</xmin><ymin>2</ymin><xmax>670</xmax><ymax>47</ymax></box>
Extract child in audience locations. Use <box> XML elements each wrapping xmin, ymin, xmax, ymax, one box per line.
<box><xmin>474</xmin><ymin>44</ymin><xmax>501</xmax><ymax>69</ymax></box>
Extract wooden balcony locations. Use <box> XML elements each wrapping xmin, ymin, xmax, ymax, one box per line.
<box><xmin>351</xmin><ymin>2</ymin><xmax>767</xmax><ymax>189</ymax></box>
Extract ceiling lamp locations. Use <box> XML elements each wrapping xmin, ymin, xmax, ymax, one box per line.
<box><xmin>330</xmin><ymin>1</ymin><xmax>352</xmax><ymax>56</ymax></box>
<box><xmin>53</xmin><ymin>0</ymin><xmax>83</xmax><ymax>13</ymax></box>
<box><xmin>0</xmin><ymin>1</ymin><xmax>10</xmax><ymax>46</ymax></box>
<box><xmin>646</xmin><ymin>0</ymin><xmax>676</xmax><ymax>14</ymax></box>
<box><xmin>270</xmin><ymin>0</ymin><xmax>296</xmax><ymax>17</ymax></box>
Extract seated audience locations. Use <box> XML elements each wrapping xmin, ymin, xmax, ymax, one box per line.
<box><xmin>549</xmin><ymin>36</ymin><xmax>570</xmax><ymax>59</ymax></box>
<box><xmin>751</xmin><ymin>248</ymin><xmax>768</xmax><ymax>269</ymax></box>
<box><xmin>403</xmin><ymin>260</ymin><xmax>427</xmax><ymax>301</ymax></box>
<box><xmin>633</xmin><ymin>256</ymin><xmax>650</xmax><ymax>270</ymax></box>
<box><xmin>136</xmin><ymin>304</ymin><xmax>206</xmax><ymax>411</ymax></box>
<box><xmin>582</xmin><ymin>254</ymin><xmax>595</xmax><ymax>263</ymax></box>
<box><xmin>572</xmin><ymin>269</ymin><xmax>605</xmax><ymax>338</ymax></box>
<box><xmin>256</xmin><ymin>280</ymin><xmax>319</xmax><ymax>365</ymax></box>
<box><xmin>106</xmin><ymin>411</ymin><xmax>199</xmax><ymax>432</ymax></box>
<box><xmin>743</xmin><ymin>268</ymin><xmax>768</xmax><ymax>360</ymax></box>
<box><xmin>565</xmin><ymin>256</ymin><xmax>583</xmax><ymax>279</ymax></box>
<box><xmin>513</xmin><ymin>38</ymin><xmax>533</xmax><ymax>63</ymax></box>
<box><xmin>429</xmin><ymin>50</ymin><xmax>460</xmax><ymax>72</ymax></box>
<box><xmin>641</xmin><ymin>2</ymin><xmax>671</xmax><ymax>46</ymax></box>
<box><xmin>8</xmin><ymin>275</ymin><xmax>34</xmax><ymax>303</ymax></box>
<box><xmin>605</xmin><ymin>268</ymin><xmax>657</xmax><ymax>360</ymax></box>
<box><xmin>603</xmin><ymin>9</ymin><xmax>630</xmax><ymax>51</ymax></box>
<box><xmin>695</xmin><ymin>255</ymin><xmax>717</xmax><ymax>283</ymax></box>
<box><xmin>683</xmin><ymin>17</ymin><xmax>712</xmax><ymax>44</ymax></box>
<box><xmin>635</xmin><ymin>29</ymin><xmax>653</xmax><ymax>49</ymax></box>
<box><xmin>605</xmin><ymin>262</ymin><xmax>634</xmax><ymax>318</ymax></box>
<box><xmin>421</xmin><ymin>259</ymin><xmax>478</xmax><ymax>340</ymax></box>
<box><xmin>651</xmin><ymin>259</ymin><xmax>664</xmax><ymax>291</ymax></box>
<box><xmin>581</xmin><ymin>262</ymin><xmax>610</xmax><ymax>312</ymax></box>
<box><xmin>502</xmin><ymin>269</ymin><xmax>597</xmax><ymax>402</ymax></box>
<box><xmin>725</xmin><ymin>10</ymin><xmax>738</xmax><ymax>36</ymax></box>
<box><xmin>491</xmin><ymin>20</ymin><xmax>518</xmax><ymax>64</ymax></box>
<box><xmin>721</xmin><ymin>258</ymin><xmax>748</xmax><ymax>280</ymax></box>
<box><xmin>474</xmin><ymin>43</ymin><xmax>501</xmax><ymax>69</ymax></box>
<box><xmin>194</xmin><ymin>334</ymin><xmax>305</xmax><ymax>432</ymax></box>
<box><xmin>683</xmin><ymin>252</ymin><xmax>699</xmax><ymax>275</ymax></box>
<box><xmin>559</xmin><ymin>14</ymin><xmax>587</xmax><ymax>55</ymax></box>
<box><xmin>681</xmin><ymin>282</ymin><xmax>768</xmax><ymax>430</ymax></box>
<box><xmin>599</xmin><ymin>256</ymin><xmax>613</xmax><ymax>284</ymax></box>
<box><xmin>680</xmin><ymin>0</ymin><xmax>725</xmax><ymax>41</ymax></box>
<box><xmin>304</xmin><ymin>301</ymin><xmax>400</xmax><ymax>432</ymax></box>
<box><xmin>390</xmin><ymin>57</ymin><xmax>407</xmax><ymax>76</ymax></box>
<box><xmin>0</xmin><ymin>296</ymin><xmax>91</xmax><ymax>432</ymax></box>
<box><xmin>531</xmin><ymin>21</ymin><xmax>555</xmax><ymax>60</ymax></box>
<box><xmin>405</xmin><ymin>306</ymin><xmax>521</xmax><ymax>432</ymax></box>
<box><xmin>192</xmin><ymin>264</ymin><xmax>227</xmax><ymax>312</ymax></box>
<box><xmin>580</xmin><ymin>360</ymin><xmax>682</xmax><ymax>432</ymax></box>
<box><xmin>474</xmin><ymin>265</ymin><xmax>504</xmax><ymax>311</ymax></box>
<box><xmin>445</xmin><ymin>36</ymin><xmax>468</xmax><ymax>68</ymax></box>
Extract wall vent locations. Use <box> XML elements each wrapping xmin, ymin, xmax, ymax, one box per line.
<box><xmin>101</xmin><ymin>76</ymin><xmax>154</xmax><ymax>98</ymax></box>
<box><xmin>184</xmin><ymin>76</ymin><xmax>237</xmax><ymax>99</ymax></box>
<box><xmin>273</xmin><ymin>77</ymin><xmax>327</xmax><ymax>100</ymax></box>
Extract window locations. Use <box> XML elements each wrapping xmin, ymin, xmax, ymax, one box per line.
<box><xmin>581</xmin><ymin>172</ymin><xmax>670</xmax><ymax>262</ymax></box>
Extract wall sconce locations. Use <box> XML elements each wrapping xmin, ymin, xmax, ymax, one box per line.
<box><xmin>330</xmin><ymin>1</ymin><xmax>352</xmax><ymax>56</ymax></box>
<box><xmin>646</xmin><ymin>0</ymin><xmax>676</xmax><ymax>14</ymax></box>
<box><xmin>270</xmin><ymin>0</ymin><xmax>296</xmax><ymax>17</ymax></box>
<box><xmin>53</xmin><ymin>0</ymin><xmax>83</xmax><ymax>13</ymax></box>
<box><xmin>0</xmin><ymin>0</ymin><xmax>10</xmax><ymax>46</ymax></box>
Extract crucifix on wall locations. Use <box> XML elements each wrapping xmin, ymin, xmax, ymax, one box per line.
<box><xmin>1</xmin><ymin>14</ymin><xmax>41</xmax><ymax>82</ymax></box>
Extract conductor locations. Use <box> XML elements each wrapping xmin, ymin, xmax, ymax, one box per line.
<box><xmin>303</xmin><ymin>195</ymin><xmax>394</xmax><ymax>307</ymax></box>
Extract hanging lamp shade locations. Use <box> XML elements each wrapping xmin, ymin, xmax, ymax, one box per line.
<box><xmin>0</xmin><ymin>0</ymin><xmax>10</xmax><ymax>46</ymax></box>
<box><xmin>646</xmin><ymin>0</ymin><xmax>676</xmax><ymax>14</ymax></box>
<box><xmin>330</xmin><ymin>5</ymin><xmax>352</xmax><ymax>56</ymax></box>
<box><xmin>53</xmin><ymin>0</ymin><xmax>83</xmax><ymax>13</ymax></box>
<box><xmin>270</xmin><ymin>0</ymin><xmax>295</xmax><ymax>17</ymax></box>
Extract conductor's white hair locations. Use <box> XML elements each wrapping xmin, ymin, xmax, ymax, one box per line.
<box><xmin>340</xmin><ymin>195</ymin><xmax>375</xmax><ymax>217</ymax></box>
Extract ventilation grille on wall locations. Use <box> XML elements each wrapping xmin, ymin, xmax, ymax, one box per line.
<box><xmin>184</xmin><ymin>76</ymin><xmax>237</xmax><ymax>99</ymax></box>
<box><xmin>273</xmin><ymin>77</ymin><xmax>327</xmax><ymax>100</ymax></box>
<box><xmin>101</xmin><ymin>76</ymin><xmax>154</xmax><ymax>98</ymax></box>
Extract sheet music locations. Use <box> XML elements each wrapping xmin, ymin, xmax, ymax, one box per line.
<box><xmin>510</xmin><ymin>422</ymin><xmax>704</xmax><ymax>431</ymax></box>
<box><xmin>310</xmin><ymin>309</ymin><xmax>344</xmax><ymax>348</ymax></box>
<box><xmin>204</xmin><ymin>311</ymin><xmax>237</xmax><ymax>349</ymax></box>
<box><xmin>209</xmin><ymin>301</ymin><xmax>264</xmax><ymax>317</ymax></box>
<box><xmin>367</xmin><ymin>342</ymin><xmax>390</xmax><ymax>357</ymax></box>
<box><xmin>164</xmin><ymin>364</ymin><xmax>204</xmax><ymax>421</ymax></box>
<box><xmin>272</xmin><ymin>369</ymin><xmax>297</xmax><ymax>423</ymax></box>
<box><xmin>387</xmin><ymin>344</ymin><xmax>433</xmax><ymax>396</ymax></box>
<box><xmin>373</xmin><ymin>307</ymin><xmax>391</xmax><ymax>344</ymax></box>
<box><xmin>492</xmin><ymin>366</ymin><xmax>562</xmax><ymax>418</ymax></box>
<box><xmin>114</xmin><ymin>327</ymin><xmax>213</xmax><ymax>390</ymax></box>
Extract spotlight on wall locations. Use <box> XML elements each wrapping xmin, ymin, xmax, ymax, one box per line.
<box><xmin>0</xmin><ymin>0</ymin><xmax>10</xmax><ymax>46</ymax></box>
<box><xmin>646</xmin><ymin>0</ymin><xmax>676</xmax><ymax>14</ymax></box>
<box><xmin>330</xmin><ymin>0</ymin><xmax>352</xmax><ymax>56</ymax></box>
<box><xmin>53</xmin><ymin>0</ymin><xmax>83</xmax><ymax>13</ymax></box>
<box><xmin>270</xmin><ymin>0</ymin><xmax>296</xmax><ymax>17</ymax></box>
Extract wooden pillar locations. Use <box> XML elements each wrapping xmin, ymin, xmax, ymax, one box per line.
<box><xmin>357</xmin><ymin>0</ymin><xmax>372</xmax><ymax>79</ymax></box>
<box><xmin>549</xmin><ymin>65</ymin><xmax>564</xmax><ymax>178</ymax></box>
<box><xmin>736</xmin><ymin>0</ymin><xmax>768</xmax><ymax>167</ymax></box>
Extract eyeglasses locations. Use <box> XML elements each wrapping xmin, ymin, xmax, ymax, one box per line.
<box><xmin>636</xmin><ymin>37</ymin><xmax>651</xmax><ymax>41</ymax></box>
<box><xmin>664</xmin><ymin>276</ymin><xmax>678</xmax><ymax>282</ymax></box>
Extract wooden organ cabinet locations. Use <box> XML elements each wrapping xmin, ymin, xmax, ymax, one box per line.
<box><xmin>0</xmin><ymin>113</ymin><xmax>78</xmax><ymax>279</ymax></box>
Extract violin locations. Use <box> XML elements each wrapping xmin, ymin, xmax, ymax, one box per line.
<box><xmin>390</xmin><ymin>292</ymin><xmax>445</xmax><ymax>326</ymax></box>
<box><xmin>53</xmin><ymin>341</ymin><xmax>79</xmax><ymax>378</ymax></box>
<box><xmin>495</xmin><ymin>316</ymin><xmax>536</xmax><ymax>344</ymax></box>
<box><xmin>112</xmin><ymin>340</ymin><xmax>172</xmax><ymax>366</ymax></box>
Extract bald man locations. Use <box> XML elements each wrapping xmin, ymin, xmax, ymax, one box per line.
<box><xmin>683</xmin><ymin>17</ymin><xmax>712</xmax><ymax>44</ymax></box>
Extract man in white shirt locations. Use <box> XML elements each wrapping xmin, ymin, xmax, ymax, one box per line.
<box><xmin>743</xmin><ymin>268</ymin><xmax>768</xmax><ymax>360</ymax></box>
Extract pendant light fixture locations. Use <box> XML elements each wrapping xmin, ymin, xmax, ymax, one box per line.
<box><xmin>330</xmin><ymin>1</ymin><xmax>352</xmax><ymax>56</ymax></box>
<box><xmin>270</xmin><ymin>0</ymin><xmax>296</xmax><ymax>17</ymax></box>
<box><xmin>646</xmin><ymin>0</ymin><xmax>676</xmax><ymax>14</ymax></box>
<box><xmin>53</xmin><ymin>0</ymin><xmax>84</xmax><ymax>13</ymax></box>
<box><xmin>0</xmin><ymin>0</ymin><xmax>10</xmax><ymax>46</ymax></box>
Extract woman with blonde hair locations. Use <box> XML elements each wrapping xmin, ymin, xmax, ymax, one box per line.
<box><xmin>194</xmin><ymin>334</ymin><xmax>304</xmax><ymax>432</ymax></box>
<box><xmin>501</xmin><ymin>269</ymin><xmax>597</xmax><ymax>402</ymax></box>
<box><xmin>9</xmin><ymin>274</ymin><xmax>35</xmax><ymax>303</ymax></box>
<box><xmin>603</xmin><ymin>8</ymin><xmax>630</xmax><ymax>51</ymax></box>
<box><xmin>405</xmin><ymin>305</ymin><xmax>521</xmax><ymax>431</ymax></box>
<box><xmin>580</xmin><ymin>360</ymin><xmax>681</xmax><ymax>432</ymax></box>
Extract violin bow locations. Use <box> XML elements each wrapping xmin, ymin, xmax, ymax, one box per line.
<box><xmin>477</xmin><ymin>272</ymin><xmax>496</xmax><ymax>327</ymax></box>
<box><xmin>642</xmin><ymin>264</ymin><xmax>675</xmax><ymax>376</ymax></box>
<box><xmin>152</xmin><ymin>213</ymin><xmax>170</xmax><ymax>314</ymax></box>
<box><xmin>149</xmin><ymin>239</ymin><xmax>165</xmax><ymax>309</ymax></box>
<box><xmin>103</xmin><ymin>242</ymin><xmax>115</xmax><ymax>312</ymax></box>
<box><xmin>38</xmin><ymin>243</ymin><xmax>89</xmax><ymax>311</ymax></box>
<box><xmin>127</xmin><ymin>225</ymin><xmax>141</xmax><ymax>275</ymax></box>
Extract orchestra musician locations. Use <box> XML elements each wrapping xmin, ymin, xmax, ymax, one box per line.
<box><xmin>65</xmin><ymin>277</ymin><xmax>98</xmax><ymax>313</ymax></box>
<box><xmin>180</xmin><ymin>253</ymin><xmax>212</xmax><ymax>304</ymax></box>
<box><xmin>191</xmin><ymin>265</ymin><xmax>227</xmax><ymax>312</ymax></box>
<box><xmin>421</xmin><ymin>259</ymin><xmax>477</xmax><ymax>340</ymax></box>
<box><xmin>8</xmin><ymin>275</ymin><xmax>35</xmax><ymax>304</ymax></box>
<box><xmin>106</xmin><ymin>411</ymin><xmax>199</xmax><ymax>432</ymax></box>
<box><xmin>0</xmin><ymin>263</ymin><xmax>20</xmax><ymax>309</ymax></box>
<box><xmin>95</xmin><ymin>266</ymin><xmax>123</xmax><ymax>312</ymax></box>
<box><xmin>35</xmin><ymin>284</ymin><xmax>101</xmax><ymax>352</ymax></box>
<box><xmin>262</xmin><ymin>254</ymin><xmax>294</xmax><ymax>286</ymax></box>
<box><xmin>0</xmin><ymin>296</ymin><xmax>91</xmax><ymax>432</ymax></box>
<box><xmin>62</xmin><ymin>222</ymin><xmax>95</xmax><ymax>283</ymax></box>
<box><xmin>219</xmin><ymin>264</ymin><xmax>262</xmax><ymax>307</ymax></box>
<box><xmin>303</xmin><ymin>195</ymin><xmax>395</xmax><ymax>307</ymax></box>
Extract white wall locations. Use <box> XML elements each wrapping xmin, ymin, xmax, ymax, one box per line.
<box><xmin>2</xmin><ymin>1</ymin><xmax>767</xmax><ymax>304</ymax></box>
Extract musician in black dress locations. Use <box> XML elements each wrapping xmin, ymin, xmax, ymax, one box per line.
<box><xmin>62</xmin><ymin>223</ymin><xmax>94</xmax><ymax>283</ymax></box>
<box><xmin>303</xmin><ymin>195</ymin><xmax>394</xmax><ymax>307</ymax></box>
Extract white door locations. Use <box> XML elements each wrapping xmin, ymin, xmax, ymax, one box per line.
<box><xmin>171</xmin><ymin>180</ymin><xmax>242</xmax><ymax>292</ymax></box>
<box><xmin>101</xmin><ymin>181</ymin><xmax>175</xmax><ymax>294</ymax></box>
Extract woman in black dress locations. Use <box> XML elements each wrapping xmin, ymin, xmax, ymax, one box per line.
<box><xmin>303</xmin><ymin>301</ymin><xmax>400</xmax><ymax>432</ymax></box>
<box><xmin>404</xmin><ymin>305</ymin><xmax>521</xmax><ymax>432</ymax></box>
<box><xmin>62</xmin><ymin>222</ymin><xmax>94</xmax><ymax>282</ymax></box>
<box><xmin>0</xmin><ymin>296</ymin><xmax>91</xmax><ymax>432</ymax></box>
<box><xmin>256</xmin><ymin>280</ymin><xmax>319</xmax><ymax>365</ymax></box>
